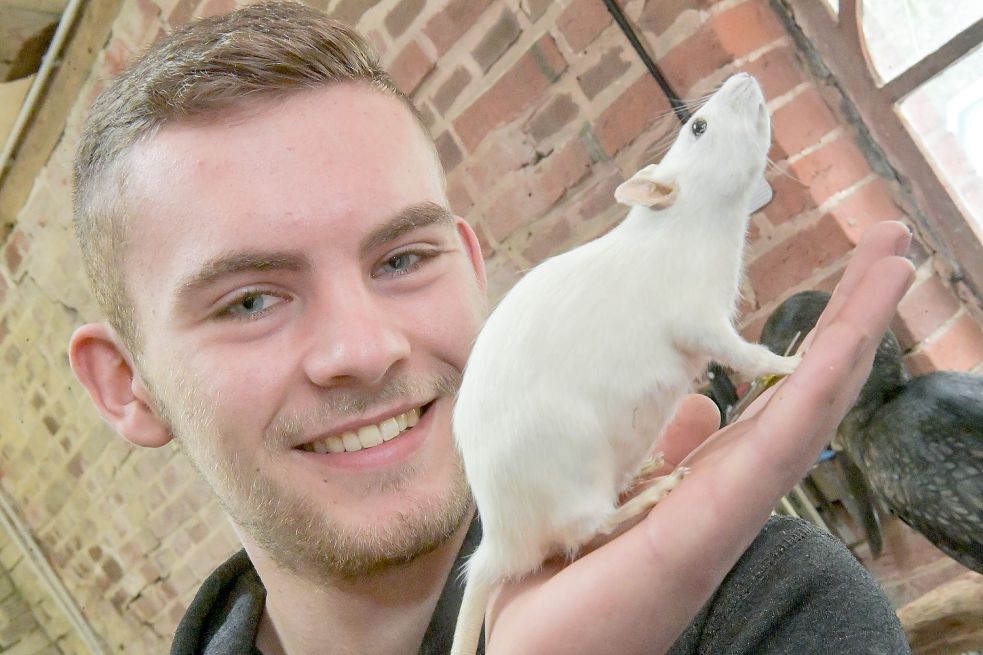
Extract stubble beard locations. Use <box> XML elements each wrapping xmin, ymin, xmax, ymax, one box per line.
<box><xmin>148</xmin><ymin>370</ymin><xmax>473</xmax><ymax>581</ymax></box>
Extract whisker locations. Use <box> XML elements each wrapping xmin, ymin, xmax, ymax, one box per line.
<box><xmin>765</xmin><ymin>156</ymin><xmax>807</xmax><ymax>186</ymax></box>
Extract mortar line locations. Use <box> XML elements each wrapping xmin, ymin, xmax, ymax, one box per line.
<box><xmin>0</xmin><ymin>483</ymin><xmax>109</xmax><ymax>654</ymax></box>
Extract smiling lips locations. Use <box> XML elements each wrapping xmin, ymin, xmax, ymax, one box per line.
<box><xmin>299</xmin><ymin>407</ymin><xmax>422</xmax><ymax>454</ymax></box>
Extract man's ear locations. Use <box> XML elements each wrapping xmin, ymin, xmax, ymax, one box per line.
<box><xmin>614</xmin><ymin>164</ymin><xmax>679</xmax><ymax>209</ymax></box>
<box><xmin>454</xmin><ymin>216</ymin><xmax>487</xmax><ymax>294</ymax></box>
<box><xmin>68</xmin><ymin>323</ymin><xmax>173</xmax><ymax>448</ymax></box>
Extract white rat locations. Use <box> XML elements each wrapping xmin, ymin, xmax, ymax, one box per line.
<box><xmin>449</xmin><ymin>73</ymin><xmax>799</xmax><ymax>655</ymax></box>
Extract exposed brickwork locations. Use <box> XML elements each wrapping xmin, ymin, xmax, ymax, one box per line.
<box><xmin>906</xmin><ymin>312</ymin><xmax>983</xmax><ymax>375</ymax></box>
<box><xmin>577</xmin><ymin>47</ymin><xmax>631</xmax><ymax>100</ymax></box>
<box><xmin>453</xmin><ymin>34</ymin><xmax>566</xmax><ymax>152</ymax></box>
<box><xmin>594</xmin><ymin>74</ymin><xmax>672</xmax><ymax>157</ymax></box>
<box><xmin>388</xmin><ymin>39</ymin><xmax>435</xmax><ymax>94</ymax></box>
<box><xmin>385</xmin><ymin>0</ymin><xmax>423</xmax><ymax>39</ymax></box>
<box><xmin>557</xmin><ymin>0</ymin><xmax>612</xmax><ymax>53</ymax></box>
<box><xmin>893</xmin><ymin>274</ymin><xmax>962</xmax><ymax>348</ymax></box>
<box><xmin>1</xmin><ymin>0</ymin><xmax>980</xmax><ymax>651</ymax></box>
<box><xmin>471</xmin><ymin>10</ymin><xmax>520</xmax><ymax>72</ymax></box>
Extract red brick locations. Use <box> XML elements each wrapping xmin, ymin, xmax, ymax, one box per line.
<box><xmin>103</xmin><ymin>36</ymin><xmax>135</xmax><ymax>77</ymax></box>
<box><xmin>485</xmin><ymin>139</ymin><xmax>593</xmax><ymax>241</ymax></box>
<box><xmin>446</xmin><ymin>174</ymin><xmax>474</xmax><ymax>219</ymax></box>
<box><xmin>424</xmin><ymin>0</ymin><xmax>495</xmax><ymax>56</ymax></box>
<box><xmin>658</xmin><ymin>23</ymin><xmax>731</xmax><ymax>96</ymax></box>
<box><xmin>789</xmin><ymin>134</ymin><xmax>872</xmax><ymax>206</ymax></box>
<box><xmin>526</xmin><ymin>93</ymin><xmax>578</xmax><ymax>142</ymax></box>
<box><xmin>557</xmin><ymin>0</ymin><xmax>612</xmax><ymax>52</ymax></box>
<box><xmin>747</xmin><ymin>214</ymin><xmax>853</xmax><ymax>304</ymax></box>
<box><xmin>522</xmin><ymin>0</ymin><xmax>552</xmax><ymax>21</ymax></box>
<box><xmin>466</xmin><ymin>128</ymin><xmax>537</xmax><ymax>195</ymax></box>
<box><xmin>389</xmin><ymin>40</ymin><xmax>435</xmax><ymax>95</ymax></box>
<box><xmin>3</xmin><ymin>230</ymin><xmax>29</xmax><ymax>276</ymax></box>
<box><xmin>472</xmin><ymin>10</ymin><xmax>521</xmax><ymax>72</ymax></box>
<box><xmin>595</xmin><ymin>74</ymin><xmax>672</xmax><ymax>156</ymax></box>
<box><xmin>574</xmin><ymin>166</ymin><xmax>622</xmax><ymax>222</ymax></box>
<box><xmin>742</xmin><ymin>46</ymin><xmax>808</xmax><ymax>101</ymax></box>
<box><xmin>332</xmin><ymin>0</ymin><xmax>377</xmax><ymax>25</ymax></box>
<box><xmin>433</xmin><ymin>67</ymin><xmax>471</xmax><ymax>115</ymax></box>
<box><xmin>435</xmin><ymin>131</ymin><xmax>463</xmax><ymax>172</ymax></box>
<box><xmin>195</xmin><ymin>0</ymin><xmax>234</xmax><ymax>18</ymax></box>
<box><xmin>893</xmin><ymin>275</ymin><xmax>962</xmax><ymax>348</ymax></box>
<box><xmin>638</xmin><ymin>0</ymin><xmax>704</xmax><ymax>37</ymax></box>
<box><xmin>906</xmin><ymin>313</ymin><xmax>983</xmax><ymax>374</ymax></box>
<box><xmin>711</xmin><ymin>0</ymin><xmax>787</xmax><ymax>58</ymax></box>
<box><xmin>166</xmin><ymin>0</ymin><xmax>196</xmax><ymax>27</ymax></box>
<box><xmin>385</xmin><ymin>0</ymin><xmax>425</xmax><ymax>39</ymax></box>
<box><xmin>522</xmin><ymin>215</ymin><xmax>573</xmax><ymax>264</ymax></box>
<box><xmin>762</xmin><ymin>170</ymin><xmax>816</xmax><ymax>225</ymax></box>
<box><xmin>453</xmin><ymin>35</ymin><xmax>566</xmax><ymax>152</ymax></box>
<box><xmin>828</xmin><ymin>177</ymin><xmax>903</xmax><ymax>243</ymax></box>
<box><xmin>577</xmin><ymin>46</ymin><xmax>631</xmax><ymax>100</ymax></box>
<box><xmin>770</xmin><ymin>87</ymin><xmax>839</xmax><ymax>160</ymax></box>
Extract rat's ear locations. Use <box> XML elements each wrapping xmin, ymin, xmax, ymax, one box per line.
<box><xmin>614</xmin><ymin>165</ymin><xmax>679</xmax><ymax>209</ymax></box>
<box><xmin>68</xmin><ymin>323</ymin><xmax>173</xmax><ymax>448</ymax></box>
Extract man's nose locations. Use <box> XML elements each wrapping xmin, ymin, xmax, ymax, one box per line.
<box><xmin>301</xmin><ymin>283</ymin><xmax>411</xmax><ymax>388</ymax></box>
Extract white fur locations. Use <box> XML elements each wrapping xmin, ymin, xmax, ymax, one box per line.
<box><xmin>449</xmin><ymin>74</ymin><xmax>800</xmax><ymax>655</ymax></box>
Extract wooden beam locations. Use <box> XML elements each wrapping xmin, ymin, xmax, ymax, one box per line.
<box><xmin>0</xmin><ymin>0</ymin><xmax>124</xmax><ymax>235</ymax></box>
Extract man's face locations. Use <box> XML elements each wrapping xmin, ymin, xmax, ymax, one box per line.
<box><xmin>122</xmin><ymin>84</ymin><xmax>486</xmax><ymax>578</ymax></box>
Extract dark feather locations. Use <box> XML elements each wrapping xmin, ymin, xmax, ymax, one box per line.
<box><xmin>759</xmin><ymin>290</ymin><xmax>983</xmax><ymax>573</ymax></box>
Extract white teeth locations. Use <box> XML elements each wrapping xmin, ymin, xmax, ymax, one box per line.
<box><xmin>358</xmin><ymin>424</ymin><xmax>384</xmax><ymax>448</ymax></box>
<box><xmin>342</xmin><ymin>431</ymin><xmax>362</xmax><ymax>452</ymax></box>
<box><xmin>380</xmin><ymin>418</ymin><xmax>399</xmax><ymax>441</ymax></box>
<box><xmin>301</xmin><ymin>406</ymin><xmax>425</xmax><ymax>454</ymax></box>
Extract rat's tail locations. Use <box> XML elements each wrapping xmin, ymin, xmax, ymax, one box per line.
<box><xmin>450</xmin><ymin>546</ymin><xmax>495</xmax><ymax>655</ymax></box>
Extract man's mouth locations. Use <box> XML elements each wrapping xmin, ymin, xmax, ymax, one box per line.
<box><xmin>298</xmin><ymin>405</ymin><xmax>425</xmax><ymax>454</ymax></box>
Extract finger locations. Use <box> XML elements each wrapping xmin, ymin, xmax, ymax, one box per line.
<box><xmin>812</xmin><ymin>221</ymin><xmax>911</xmax><ymax>337</ymax></box>
<box><xmin>739</xmin><ymin>255</ymin><xmax>914</xmax><ymax>487</ymax></box>
<box><xmin>656</xmin><ymin>394</ymin><xmax>720</xmax><ymax>469</ymax></box>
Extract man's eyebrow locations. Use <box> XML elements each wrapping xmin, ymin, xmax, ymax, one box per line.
<box><xmin>360</xmin><ymin>201</ymin><xmax>455</xmax><ymax>257</ymax></box>
<box><xmin>175</xmin><ymin>251</ymin><xmax>310</xmax><ymax>302</ymax></box>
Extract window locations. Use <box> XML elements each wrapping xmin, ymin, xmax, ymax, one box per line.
<box><xmin>783</xmin><ymin>0</ymin><xmax>983</xmax><ymax>297</ymax></box>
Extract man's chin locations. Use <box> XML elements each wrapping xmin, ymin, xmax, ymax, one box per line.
<box><xmin>230</xmin><ymin>475</ymin><xmax>473</xmax><ymax>580</ymax></box>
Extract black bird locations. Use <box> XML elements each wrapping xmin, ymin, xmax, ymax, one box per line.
<box><xmin>759</xmin><ymin>290</ymin><xmax>983</xmax><ymax>574</ymax></box>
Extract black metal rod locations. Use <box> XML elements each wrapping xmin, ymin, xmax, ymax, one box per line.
<box><xmin>601</xmin><ymin>0</ymin><xmax>692</xmax><ymax>123</ymax></box>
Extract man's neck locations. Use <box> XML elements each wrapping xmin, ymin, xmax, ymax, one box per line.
<box><xmin>248</xmin><ymin>514</ymin><xmax>473</xmax><ymax>655</ymax></box>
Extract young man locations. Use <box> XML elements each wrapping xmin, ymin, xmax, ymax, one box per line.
<box><xmin>68</xmin><ymin>3</ymin><xmax>914</xmax><ymax>653</ymax></box>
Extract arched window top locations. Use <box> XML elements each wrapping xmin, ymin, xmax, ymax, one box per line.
<box><xmin>862</xmin><ymin>0</ymin><xmax>983</xmax><ymax>85</ymax></box>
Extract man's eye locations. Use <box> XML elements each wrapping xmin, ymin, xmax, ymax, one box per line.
<box><xmin>376</xmin><ymin>251</ymin><xmax>428</xmax><ymax>277</ymax></box>
<box><xmin>220</xmin><ymin>292</ymin><xmax>285</xmax><ymax>319</ymax></box>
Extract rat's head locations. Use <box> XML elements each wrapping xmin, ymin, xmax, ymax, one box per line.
<box><xmin>615</xmin><ymin>73</ymin><xmax>771</xmax><ymax>209</ymax></box>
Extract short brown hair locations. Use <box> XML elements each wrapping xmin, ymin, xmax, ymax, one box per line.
<box><xmin>74</xmin><ymin>1</ymin><xmax>424</xmax><ymax>354</ymax></box>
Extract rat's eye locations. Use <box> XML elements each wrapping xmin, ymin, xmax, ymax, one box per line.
<box><xmin>691</xmin><ymin>118</ymin><xmax>708</xmax><ymax>136</ymax></box>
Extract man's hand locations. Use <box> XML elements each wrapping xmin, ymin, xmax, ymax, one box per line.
<box><xmin>482</xmin><ymin>220</ymin><xmax>915</xmax><ymax>654</ymax></box>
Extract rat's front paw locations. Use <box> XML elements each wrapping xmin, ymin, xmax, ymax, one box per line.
<box><xmin>771</xmin><ymin>353</ymin><xmax>802</xmax><ymax>376</ymax></box>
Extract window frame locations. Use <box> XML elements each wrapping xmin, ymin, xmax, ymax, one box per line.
<box><xmin>783</xmin><ymin>0</ymin><xmax>983</xmax><ymax>302</ymax></box>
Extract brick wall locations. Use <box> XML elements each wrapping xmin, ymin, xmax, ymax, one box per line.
<box><xmin>0</xmin><ymin>530</ymin><xmax>64</xmax><ymax>655</ymax></box>
<box><xmin>0</xmin><ymin>0</ymin><xmax>981</xmax><ymax>651</ymax></box>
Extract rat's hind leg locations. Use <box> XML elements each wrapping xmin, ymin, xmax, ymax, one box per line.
<box><xmin>637</xmin><ymin>452</ymin><xmax>665</xmax><ymax>477</ymax></box>
<box><xmin>599</xmin><ymin>466</ymin><xmax>688</xmax><ymax>534</ymax></box>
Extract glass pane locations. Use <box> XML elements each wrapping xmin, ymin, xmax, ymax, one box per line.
<box><xmin>898</xmin><ymin>44</ymin><xmax>983</xmax><ymax>236</ymax></box>
<box><xmin>862</xmin><ymin>0</ymin><xmax>983</xmax><ymax>84</ymax></box>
